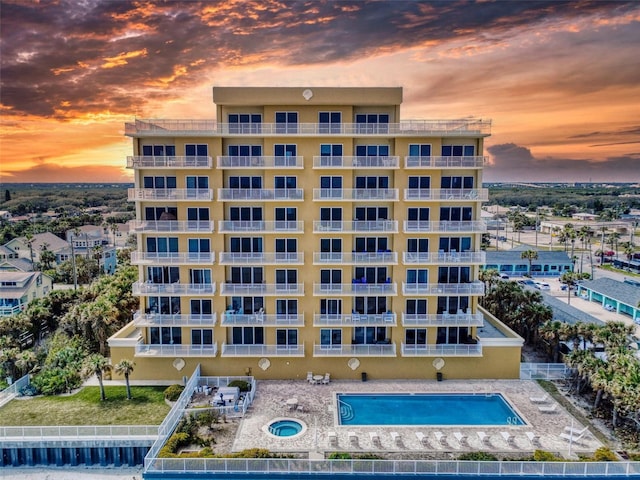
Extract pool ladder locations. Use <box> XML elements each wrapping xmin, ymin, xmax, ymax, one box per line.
<box><xmin>338</xmin><ymin>398</ymin><xmax>355</xmax><ymax>422</ymax></box>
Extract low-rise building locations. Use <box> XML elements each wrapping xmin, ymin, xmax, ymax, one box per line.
<box><xmin>0</xmin><ymin>271</ymin><xmax>53</xmax><ymax>317</ymax></box>
<box><xmin>484</xmin><ymin>250</ymin><xmax>573</xmax><ymax>277</ymax></box>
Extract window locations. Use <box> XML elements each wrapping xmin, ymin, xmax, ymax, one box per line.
<box><xmin>146</xmin><ymin>237</ymin><xmax>178</xmax><ymax>253</ymax></box>
<box><xmin>275</xmin><ymin>112</ymin><xmax>298</xmax><ymax>133</ymax></box>
<box><xmin>441</xmin><ymin>176</ymin><xmax>474</xmax><ymax>189</ymax></box>
<box><xmin>355</xmin><ymin>176</ymin><xmax>389</xmax><ymax>189</ymax></box>
<box><xmin>407</xmin><ymin>238</ymin><xmax>429</xmax><ymax>252</ymax></box>
<box><xmin>150</xmin><ymin>327</ymin><xmax>181</xmax><ymax>345</ymax></box>
<box><xmin>276</xmin><ymin>299</ymin><xmax>298</xmax><ymax>316</ymax></box>
<box><xmin>355</xmin><ymin>145</ymin><xmax>390</xmax><ymax>157</ymax></box>
<box><xmin>354</xmin><ymin>296</ymin><xmax>387</xmax><ymax>314</ymax></box>
<box><xmin>147</xmin><ymin>296</ymin><xmax>181</xmax><ymax>315</ymax></box>
<box><xmin>320</xmin><ymin>207</ymin><xmax>342</xmax><ymax>221</ymax></box>
<box><xmin>276</xmin><ymin>329</ymin><xmax>298</xmax><ymax>346</ymax></box>
<box><xmin>321</xmin><ymin>298</ymin><xmax>342</xmax><ymax>315</ymax></box>
<box><xmin>320</xmin><ymin>238</ymin><xmax>341</xmax><ymax>253</ymax></box>
<box><xmin>408</xmin><ymin>176</ymin><xmax>431</xmax><ymax>189</ymax></box>
<box><xmin>320</xmin><ymin>144</ymin><xmax>343</xmax><ymax>159</ymax></box>
<box><xmin>355</xmin><ymin>114</ymin><xmax>389</xmax><ymax>133</ymax></box>
<box><xmin>190</xmin><ymin>269</ymin><xmax>212</xmax><ymax>284</ymax></box>
<box><xmin>145</xmin><ymin>207</ymin><xmax>177</xmax><ymax>221</ymax></box>
<box><xmin>228</xmin><ymin>145</ymin><xmax>262</xmax><ymax>156</ymax></box>
<box><xmin>406</xmin><ymin>299</ymin><xmax>427</xmax><ymax>314</ymax></box>
<box><xmin>406</xmin><ymin>269</ymin><xmax>428</xmax><ymax>284</ymax></box>
<box><xmin>440</xmin><ymin>207</ymin><xmax>473</xmax><ymax>221</ymax></box>
<box><xmin>319</xmin><ymin>112</ymin><xmax>341</xmax><ymax>133</ymax></box>
<box><xmin>354</xmin><ymin>237</ymin><xmax>388</xmax><ymax>253</ymax></box>
<box><xmin>437</xmin><ymin>296</ymin><xmax>470</xmax><ymax>314</ymax></box>
<box><xmin>143</xmin><ymin>176</ymin><xmax>176</xmax><ymax>189</ymax></box>
<box><xmin>191</xmin><ymin>299</ymin><xmax>212</xmax><ymax>317</ymax></box>
<box><xmin>230</xmin><ymin>296</ymin><xmax>264</xmax><ymax>314</ymax></box>
<box><xmin>438</xmin><ymin>267</ymin><xmax>471</xmax><ymax>284</ymax></box>
<box><xmin>275</xmin><ymin>207</ymin><xmax>296</xmax><ymax>221</ymax></box>
<box><xmin>441</xmin><ymin>145</ymin><xmax>475</xmax><ymax>156</ymax></box>
<box><xmin>185</xmin><ymin>144</ymin><xmax>208</xmax><ymax>156</ymax></box>
<box><xmin>188</xmin><ymin>238</ymin><xmax>210</xmax><ymax>254</ymax></box>
<box><xmin>275</xmin><ymin>238</ymin><xmax>297</xmax><ymax>254</ymax></box>
<box><xmin>439</xmin><ymin>237</ymin><xmax>471</xmax><ymax>253</ymax></box>
<box><xmin>231</xmin><ymin>267</ymin><xmax>263</xmax><ymax>284</ymax></box>
<box><xmin>276</xmin><ymin>269</ymin><xmax>297</xmax><ymax>285</ymax></box>
<box><xmin>319</xmin><ymin>176</ymin><xmax>342</xmax><ymax>198</ymax></box>
<box><xmin>274</xmin><ymin>144</ymin><xmax>297</xmax><ymax>166</ymax></box>
<box><xmin>405</xmin><ymin>329</ymin><xmax>427</xmax><ymax>346</ymax></box>
<box><xmin>229</xmin><ymin>176</ymin><xmax>262</xmax><ymax>189</ymax></box>
<box><xmin>320</xmin><ymin>329</ymin><xmax>342</xmax><ymax>346</ymax></box>
<box><xmin>187</xmin><ymin>208</ymin><xmax>209</xmax><ymax>221</ymax></box>
<box><xmin>408</xmin><ymin>144</ymin><xmax>431</xmax><ymax>156</ymax></box>
<box><xmin>355</xmin><ymin>207</ymin><xmax>388</xmax><ymax>221</ymax></box>
<box><xmin>320</xmin><ymin>269</ymin><xmax>342</xmax><ymax>285</ymax></box>
<box><xmin>436</xmin><ymin>326</ymin><xmax>469</xmax><ymax>344</ymax></box>
<box><xmin>229</xmin><ymin>207</ymin><xmax>262</xmax><ymax>221</ymax></box>
<box><xmin>191</xmin><ymin>329</ymin><xmax>213</xmax><ymax>345</ymax></box>
<box><xmin>274</xmin><ymin>176</ymin><xmax>297</xmax><ymax>189</ymax></box>
<box><xmin>230</xmin><ymin>237</ymin><xmax>263</xmax><ymax>253</ymax></box>
<box><xmin>228</xmin><ymin>113</ymin><xmax>262</xmax><ymax>134</ymax></box>
<box><xmin>407</xmin><ymin>208</ymin><xmax>430</xmax><ymax>221</ymax></box>
<box><xmin>353</xmin><ymin>326</ymin><xmax>386</xmax><ymax>344</ymax></box>
<box><xmin>355</xmin><ymin>267</ymin><xmax>387</xmax><ymax>284</ymax></box>
<box><xmin>186</xmin><ymin>176</ymin><xmax>209</xmax><ymax>190</ymax></box>
<box><xmin>142</xmin><ymin>145</ymin><xmax>176</xmax><ymax>156</ymax></box>
<box><xmin>232</xmin><ymin>326</ymin><xmax>264</xmax><ymax>345</ymax></box>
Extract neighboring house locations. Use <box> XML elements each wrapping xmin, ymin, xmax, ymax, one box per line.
<box><xmin>0</xmin><ymin>211</ymin><xmax>12</xmax><ymax>221</ymax></box>
<box><xmin>0</xmin><ymin>271</ymin><xmax>53</xmax><ymax>317</ymax></box>
<box><xmin>484</xmin><ymin>250</ymin><xmax>574</xmax><ymax>277</ymax></box>
<box><xmin>3</xmin><ymin>232</ymin><xmax>70</xmax><ymax>265</ymax></box>
<box><xmin>65</xmin><ymin>225</ymin><xmax>118</xmax><ymax>274</ymax></box>
<box><xmin>577</xmin><ymin>278</ymin><xmax>640</xmax><ymax>323</ymax></box>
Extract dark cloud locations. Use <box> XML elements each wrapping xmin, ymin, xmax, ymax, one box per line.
<box><xmin>2</xmin><ymin>0</ymin><xmax>638</xmax><ymax>118</ymax></box>
<box><xmin>485</xmin><ymin>143</ymin><xmax>640</xmax><ymax>182</ymax></box>
<box><xmin>2</xmin><ymin>164</ymin><xmax>131</xmax><ymax>183</ymax></box>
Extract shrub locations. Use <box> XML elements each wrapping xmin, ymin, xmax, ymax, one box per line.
<box><xmin>458</xmin><ymin>451</ymin><xmax>498</xmax><ymax>461</ymax></box>
<box><xmin>328</xmin><ymin>452</ymin><xmax>352</xmax><ymax>460</ymax></box>
<box><xmin>19</xmin><ymin>383</ymin><xmax>38</xmax><ymax>396</ymax></box>
<box><xmin>533</xmin><ymin>450</ymin><xmax>562</xmax><ymax>462</ymax></box>
<box><xmin>591</xmin><ymin>447</ymin><xmax>618</xmax><ymax>462</ymax></box>
<box><xmin>229</xmin><ymin>448</ymin><xmax>274</xmax><ymax>458</ymax></box>
<box><xmin>158</xmin><ymin>431</ymin><xmax>190</xmax><ymax>457</ymax></box>
<box><xmin>164</xmin><ymin>384</ymin><xmax>184</xmax><ymax>401</ymax></box>
<box><xmin>227</xmin><ymin>380</ymin><xmax>251</xmax><ymax>392</ymax></box>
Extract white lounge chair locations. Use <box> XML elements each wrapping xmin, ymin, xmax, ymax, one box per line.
<box><xmin>434</xmin><ymin>431</ymin><xmax>447</xmax><ymax>447</ymax></box>
<box><xmin>538</xmin><ymin>404</ymin><xmax>558</xmax><ymax>413</ymax></box>
<box><xmin>369</xmin><ymin>431</ymin><xmax>380</xmax><ymax>446</ymax></box>
<box><xmin>390</xmin><ymin>431</ymin><xmax>402</xmax><ymax>447</ymax></box>
<box><xmin>415</xmin><ymin>432</ymin><xmax>430</xmax><ymax>447</ymax></box>
<box><xmin>560</xmin><ymin>431</ymin><xmax>589</xmax><ymax>444</ymax></box>
<box><xmin>564</xmin><ymin>425</ymin><xmax>590</xmax><ymax>437</ymax></box>
<box><xmin>500</xmin><ymin>431</ymin><xmax>515</xmax><ymax>448</ymax></box>
<box><xmin>328</xmin><ymin>431</ymin><xmax>337</xmax><ymax>446</ymax></box>
<box><xmin>525</xmin><ymin>431</ymin><xmax>539</xmax><ymax>446</ymax></box>
<box><xmin>348</xmin><ymin>431</ymin><xmax>358</xmax><ymax>446</ymax></box>
<box><xmin>529</xmin><ymin>393</ymin><xmax>549</xmax><ymax>403</ymax></box>
<box><xmin>477</xmin><ymin>431</ymin><xmax>490</xmax><ymax>447</ymax></box>
<box><xmin>453</xmin><ymin>432</ymin><xmax>467</xmax><ymax>448</ymax></box>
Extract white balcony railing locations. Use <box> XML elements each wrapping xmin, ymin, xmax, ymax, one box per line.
<box><xmin>217</xmin><ymin>188</ymin><xmax>303</xmax><ymax>201</ymax></box>
<box><xmin>403</xmin><ymin>220</ymin><xmax>486</xmax><ymax>233</ymax></box>
<box><xmin>401</xmin><ymin>313</ymin><xmax>484</xmax><ymax>327</ymax></box>
<box><xmin>133</xmin><ymin>282</ymin><xmax>216</xmax><ymax>296</ymax></box>
<box><xmin>313</xmin><ymin>251</ymin><xmax>397</xmax><ymax>265</ymax></box>
<box><xmin>404</xmin><ymin>156</ymin><xmax>487</xmax><ymax>169</ymax></box>
<box><xmin>313</xmin><ymin>313</ymin><xmax>396</xmax><ymax>326</ymax></box>
<box><xmin>313</xmin><ymin>343</ymin><xmax>396</xmax><ymax>357</ymax></box>
<box><xmin>401</xmin><ymin>343</ymin><xmax>482</xmax><ymax>357</ymax></box>
<box><xmin>313</xmin><ymin>283</ymin><xmax>397</xmax><ymax>296</ymax></box>
<box><xmin>131</xmin><ymin>252</ymin><xmax>215</xmax><ymax>265</ymax></box>
<box><xmin>219</xmin><ymin>283</ymin><xmax>304</xmax><ymax>296</ymax></box>
<box><xmin>313</xmin><ymin>188</ymin><xmax>399</xmax><ymax>201</ymax></box>
<box><xmin>218</xmin><ymin>252</ymin><xmax>303</xmax><ymax>265</ymax></box>
<box><xmin>125</xmin><ymin>119</ymin><xmax>491</xmax><ymax>137</ymax></box>
<box><xmin>220</xmin><ymin>313</ymin><xmax>304</xmax><ymax>326</ymax></box>
<box><xmin>220</xmin><ymin>343</ymin><xmax>304</xmax><ymax>357</ymax></box>
<box><xmin>127</xmin><ymin>188</ymin><xmax>213</xmax><ymax>201</ymax></box>
<box><xmin>402</xmin><ymin>251</ymin><xmax>486</xmax><ymax>264</ymax></box>
<box><xmin>0</xmin><ymin>305</ymin><xmax>22</xmax><ymax>317</ymax></box>
<box><xmin>218</xmin><ymin>220</ymin><xmax>304</xmax><ymax>233</ymax></box>
<box><xmin>401</xmin><ymin>282</ymin><xmax>485</xmax><ymax>296</ymax></box>
<box><xmin>126</xmin><ymin>156</ymin><xmax>212</xmax><ymax>169</ymax></box>
<box><xmin>313</xmin><ymin>220</ymin><xmax>398</xmax><ymax>233</ymax></box>
<box><xmin>129</xmin><ymin>220</ymin><xmax>214</xmax><ymax>233</ymax></box>
<box><xmin>135</xmin><ymin>344</ymin><xmax>218</xmax><ymax>357</ymax></box>
<box><xmin>312</xmin><ymin>156</ymin><xmax>400</xmax><ymax>169</ymax></box>
<box><xmin>133</xmin><ymin>312</ymin><xmax>217</xmax><ymax>327</ymax></box>
<box><xmin>403</xmin><ymin>188</ymin><xmax>489</xmax><ymax>201</ymax></box>
<box><xmin>216</xmin><ymin>156</ymin><xmax>304</xmax><ymax>169</ymax></box>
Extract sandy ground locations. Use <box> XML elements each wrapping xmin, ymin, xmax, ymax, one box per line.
<box><xmin>0</xmin><ymin>467</ymin><xmax>142</xmax><ymax>479</ymax></box>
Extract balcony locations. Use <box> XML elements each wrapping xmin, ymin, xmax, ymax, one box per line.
<box><xmin>403</xmin><ymin>188</ymin><xmax>489</xmax><ymax>202</ymax></box>
<box><xmin>125</xmin><ymin>119</ymin><xmax>491</xmax><ymax>137</ymax></box>
<box><xmin>313</xmin><ymin>283</ymin><xmax>397</xmax><ymax>296</ymax></box>
<box><xmin>127</xmin><ymin>188</ymin><xmax>213</xmax><ymax>202</ymax></box>
<box><xmin>313</xmin><ymin>343</ymin><xmax>396</xmax><ymax>357</ymax></box>
<box><xmin>401</xmin><ymin>313</ymin><xmax>484</xmax><ymax>327</ymax></box>
<box><xmin>216</xmin><ymin>156</ymin><xmax>303</xmax><ymax>169</ymax></box>
<box><xmin>218</xmin><ymin>220</ymin><xmax>304</xmax><ymax>234</ymax></box>
<box><xmin>404</xmin><ymin>156</ymin><xmax>487</xmax><ymax>169</ymax></box>
<box><xmin>129</xmin><ymin>220</ymin><xmax>214</xmax><ymax>233</ymax></box>
<box><xmin>313</xmin><ymin>220</ymin><xmax>398</xmax><ymax>233</ymax></box>
<box><xmin>131</xmin><ymin>252</ymin><xmax>215</xmax><ymax>265</ymax></box>
<box><xmin>220</xmin><ymin>343</ymin><xmax>304</xmax><ymax>357</ymax></box>
<box><xmin>219</xmin><ymin>283</ymin><xmax>304</xmax><ymax>296</ymax></box>
<box><xmin>403</xmin><ymin>220</ymin><xmax>486</xmax><ymax>233</ymax></box>
<box><xmin>400</xmin><ymin>343</ymin><xmax>483</xmax><ymax>357</ymax></box>
<box><xmin>402</xmin><ymin>251</ymin><xmax>486</xmax><ymax>265</ymax></box>
<box><xmin>312</xmin><ymin>156</ymin><xmax>399</xmax><ymax>169</ymax></box>
<box><xmin>220</xmin><ymin>313</ymin><xmax>304</xmax><ymax>326</ymax></box>
<box><xmin>401</xmin><ymin>282</ymin><xmax>485</xmax><ymax>296</ymax></box>
<box><xmin>219</xmin><ymin>252</ymin><xmax>303</xmax><ymax>265</ymax></box>
<box><xmin>133</xmin><ymin>312</ymin><xmax>217</xmax><ymax>327</ymax></box>
<box><xmin>132</xmin><ymin>281</ymin><xmax>216</xmax><ymax>296</ymax></box>
<box><xmin>135</xmin><ymin>344</ymin><xmax>218</xmax><ymax>357</ymax></box>
<box><xmin>0</xmin><ymin>305</ymin><xmax>22</xmax><ymax>317</ymax></box>
<box><xmin>126</xmin><ymin>156</ymin><xmax>212</xmax><ymax>169</ymax></box>
<box><xmin>217</xmin><ymin>188</ymin><xmax>303</xmax><ymax>202</ymax></box>
<box><xmin>313</xmin><ymin>313</ymin><xmax>397</xmax><ymax>326</ymax></box>
<box><xmin>313</xmin><ymin>251</ymin><xmax>397</xmax><ymax>265</ymax></box>
<box><xmin>313</xmin><ymin>188</ymin><xmax>399</xmax><ymax>202</ymax></box>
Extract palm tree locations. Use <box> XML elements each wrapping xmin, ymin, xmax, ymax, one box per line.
<box><xmin>540</xmin><ymin>320</ymin><xmax>564</xmax><ymax>363</ymax></box>
<box><xmin>520</xmin><ymin>250</ymin><xmax>538</xmax><ymax>277</ymax></box>
<box><xmin>559</xmin><ymin>271</ymin><xmax>588</xmax><ymax>305</ymax></box>
<box><xmin>550</xmin><ymin>226</ymin><xmax>561</xmax><ymax>251</ymax></box>
<box><xmin>114</xmin><ymin>359</ymin><xmax>135</xmax><ymax>400</ymax></box>
<box><xmin>39</xmin><ymin>243</ymin><xmax>56</xmax><ymax>271</ymax></box>
<box><xmin>83</xmin><ymin>354</ymin><xmax>111</xmax><ymax>401</ymax></box>
<box><xmin>607</xmin><ymin>232</ymin><xmax>621</xmax><ymax>258</ymax></box>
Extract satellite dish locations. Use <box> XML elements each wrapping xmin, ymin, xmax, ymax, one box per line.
<box><xmin>172</xmin><ymin>358</ymin><xmax>185</xmax><ymax>371</ymax></box>
<box><xmin>258</xmin><ymin>358</ymin><xmax>271</xmax><ymax>371</ymax></box>
<box><xmin>347</xmin><ymin>358</ymin><xmax>360</xmax><ymax>370</ymax></box>
<box><xmin>302</xmin><ymin>89</ymin><xmax>313</xmax><ymax>100</ymax></box>
<box><xmin>432</xmin><ymin>358</ymin><xmax>445</xmax><ymax>371</ymax></box>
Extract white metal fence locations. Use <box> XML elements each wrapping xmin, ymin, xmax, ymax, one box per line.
<box><xmin>0</xmin><ymin>374</ymin><xmax>30</xmax><ymax>408</ymax></box>
<box><xmin>520</xmin><ymin>363</ymin><xmax>569</xmax><ymax>380</ymax></box>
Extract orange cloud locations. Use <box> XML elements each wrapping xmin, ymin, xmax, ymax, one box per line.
<box><xmin>101</xmin><ymin>49</ymin><xmax>148</xmax><ymax>69</ymax></box>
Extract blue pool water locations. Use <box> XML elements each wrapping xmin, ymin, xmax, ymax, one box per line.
<box><xmin>268</xmin><ymin>419</ymin><xmax>303</xmax><ymax>437</ymax></box>
<box><xmin>338</xmin><ymin>393</ymin><xmax>524</xmax><ymax>426</ymax></box>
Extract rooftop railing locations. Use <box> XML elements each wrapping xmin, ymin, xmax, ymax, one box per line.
<box><xmin>313</xmin><ymin>343</ymin><xmax>396</xmax><ymax>357</ymax></box>
<box><xmin>312</xmin><ymin>156</ymin><xmax>400</xmax><ymax>169</ymax></box>
<box><xmin>220</xmin><ymin>343</ymin><xmax>304</xmax><ymax>357</ymax></box>
<box><xmin>401</xmin><ymin>343</ymin><xmax>483</xmax><ymax>357</ymax></box>
<box><xmin>216</xmin><ymin>155</ymin><xmax>304</xmax><ymax>169</ymax></box>
<box><xmin>218</xmin><ymin>220</ymin><xmax>304</xmax><ymax>233</ymax></box>
<box><xmin>129</xmin><ymin>220</ymin><xmax>214</xmax><ymax>233</ymax></box>
<box><xmin>134</xmin><ymin>344</ymin><xmax>218</xmax><ymax>357</ymax></box>
<box><xmin>126</xmin><ymin>156</ymin><xmax>211</xmax><ymax>169</ymax></box>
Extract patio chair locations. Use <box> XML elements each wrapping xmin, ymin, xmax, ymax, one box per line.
<box><xmin>434</xmin><ymin>431</ymin><xmax>447</xmax><ymax>447</ymax></box>
<box><xmin>477</xmin><ymin>431</ymin><xmax>491</xmax><ymax>448</ymax></box>
<box><xmin>453</xmin><ymin>432</ymin><xmax>468</xmax><ymax>448</ymax></box>
<box><xmin>538</xmin><ymin>404</ymin><xmax>558</xmax><ymax>413</ymax></box>
<box><xmin>390</xmin><ymin>431</ymin><xmax>402</xmax><ymax>447</ymax></box>
<box><xmin>525</xmin><ymin>431</ymin><xmax>540</xmax><ymax>447</ymax></box>
<box><xmin>415</xmin><ymin>432</ymin><xmax>430</xmax><ymax>448</ymax></box>
<box><xmin>529</xmin><ymin>393</ymin><xmax>549</xmax><ymax>403</ymax></box>
<box><xmin>328</xmin><ymin>431</ymin><xmax>337</xmax><ymax>447</ymax></box>
<box><xmin>306</xmin><ymin>371</ymin><xmax>314</xmax><ymax>383</ymax></box>
<box><xmin>369</xmin><ymin>431</ymin><xmax>381</xmax><ymax>446</ymax></box>
<box><xmin>500</xmin><ymin>431</ymin><xmax>515</xmax><ymax>448</ymax></box>
<box><xmin>322</xmin><ymin>372</ymin><xmax>331</xmax><ymax>385</ymax></box>
<box><xmin>348</xmin><ymin>431</ymin><xmax>359</xmax><ymax>446</ymax></box>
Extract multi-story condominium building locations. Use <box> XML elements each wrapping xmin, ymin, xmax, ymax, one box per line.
<box><xmin>109</xmin><ymin>87</ymin><xmax>523</xmax><ymax>380</ymax></box>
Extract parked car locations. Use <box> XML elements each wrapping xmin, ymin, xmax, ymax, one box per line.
<box><xmin>535</xmin><ymin>281</ymin><xmax>550</xmax><ymax>291</ymax></box>
<box><xmin>499</xmin><ymin>273</ymin><xmax>510</xmax><ymax>280</ymax></box>
<box><xmin>517</xmin><ymin>279</ymin><xmax>537</xmax><ymax>287</ymax></box>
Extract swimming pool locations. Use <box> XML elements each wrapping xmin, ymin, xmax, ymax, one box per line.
<box><xmin>337</xmin><ymin>393</ymin><xmax>524</xmax><ymax>426</ymax></box>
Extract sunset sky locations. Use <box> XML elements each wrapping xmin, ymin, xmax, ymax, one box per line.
<box><xmin>1</xmin><ymin>0</ymin><xmax>639</xmax><ymax>183</ymax></box>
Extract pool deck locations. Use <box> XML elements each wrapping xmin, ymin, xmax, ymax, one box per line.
<box><xmin>233</xmin><ymin>379</ymin><xmax>603</xmax><ymax>457</ymax></box>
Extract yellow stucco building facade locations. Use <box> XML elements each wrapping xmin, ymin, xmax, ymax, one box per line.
<box><xmin>109</xmin><ymin>86</ymin><xmax>523</xmax><ymax>381</ymax></box>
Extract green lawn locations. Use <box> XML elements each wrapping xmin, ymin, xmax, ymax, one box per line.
<box><xmin>0</xmin><ymin>386</ymin><xmax>171</xmax><ymax>426</ymax></box>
